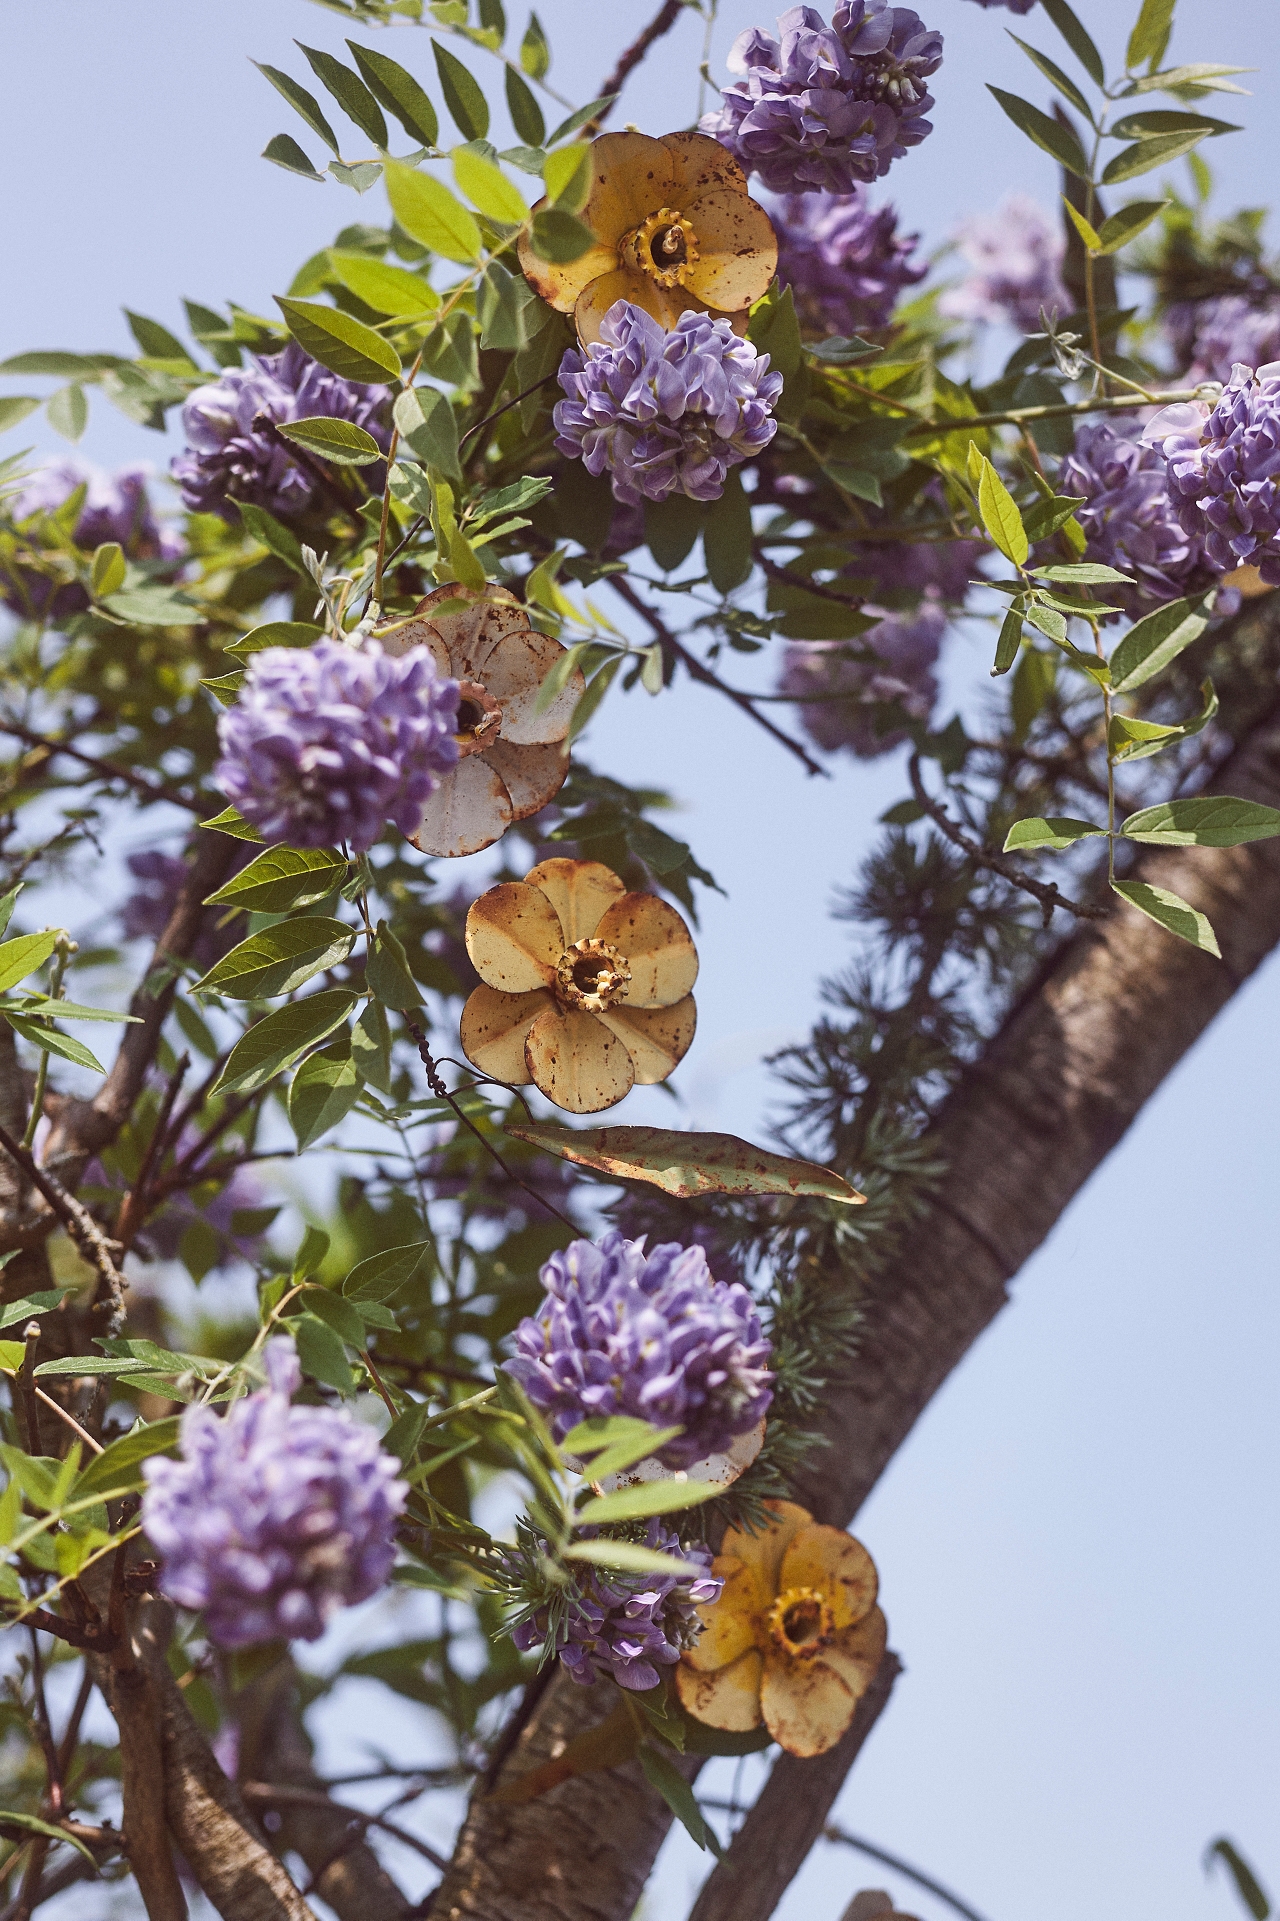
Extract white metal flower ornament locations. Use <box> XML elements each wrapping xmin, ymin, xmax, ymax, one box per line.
<box><xmin>376</xmin><ymin>585</ymin><xmax>585</xmax><ymax>857</ymax></box>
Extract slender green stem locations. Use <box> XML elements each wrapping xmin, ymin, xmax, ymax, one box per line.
<box><xmin>22</xmin><ymin>936</ymin><xmax>72</xmax><ymax>1150</ymax></box>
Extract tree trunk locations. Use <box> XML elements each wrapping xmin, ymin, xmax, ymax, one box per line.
<box><xmin>434</xmin><ymin>612</ymin><xmax>1280</xmax><ymax>1920</ymax></box>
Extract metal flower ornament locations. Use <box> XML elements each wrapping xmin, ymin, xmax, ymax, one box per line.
<box><xmin>518</xmin><ymin>129</ymin><xmax>778</xmax><ymax>342</ymax></box>
<box><xmin>460</xmin><ymin>858</ymin><xmax>698</xmax><ymax>1112</ymax></box>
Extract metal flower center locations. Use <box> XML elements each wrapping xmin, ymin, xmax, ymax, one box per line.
<box><xmin>554</xmin><ymin>937</ymin><xmax>631</xmax><ymax>1012</ymax></box>
<box><xmin>767</xmin><ymin>1585</ymin><xmax>834</xmax><ymax>1661</ymax></box>
<box><xmin>453</xmin><ymin>678</ymin><xmax>502</xmax><ymax>759</ymax></box>
<box><xmin>621</xmin><ymin>207</ymin><xmax>700</xmax><ymax>290</ymax></box>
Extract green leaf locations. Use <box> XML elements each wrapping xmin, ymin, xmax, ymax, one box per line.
<box><xmin>91</xmin><ymin>542</ymin><xmax>127</xmax><ymax>597</ymax></box>
<box><xmin>544</xmin><ymin>142</ymin><xmax>591</xmax><ymax>210</ymax></box>
<box><xmin>1094</xmin><ymin>198</ymin><xmax>1168</xmax><ymax>254</ymax></box>
<box><xmin>575</xmin><ymin>1475</ymin><xmax>723</xmax><ymax>1525</ymax></box>
<box><xmin>301</xmin><ymin>1286</ymin><xmax>367</xmax><ymax>1347</ymax></box>
<box><xmin>0</xmin><ymin>351</ymin><xmax>125</xmax><ymax>377</ymax></box>
<box><xmin>1127</xmin><ymin>0</ymin><xmax>1175</xmax><ymax>73</ymax></box>
<box><xmin>1110</xmin><ymin>110</ymin><xmax>1240</xmax><ymax>138</ymax></box>
<box><xmin>560</xmin><ymin>1416</ymin><xmax>685</xmax><ymax>1482</ymax></box>
<box><xmin>1022</xmin><ymin>492</ymin><xmax>1087</xmax><ymax>542</ymax></box>
<box><xmin>546</xmin><ymin>95</ymin><xmax>617</xmax><ymax>147</ymax></box>
<box><xmin>1112</xmin><ymin>879</ymin><xmax>1221</xmax><ymax>956</ymax></box>
<box><xmin>351</xmin><ymin>998</ymin><xmax>393</xmax><ymax>1093</ymax></box>
<box><xmin>1127</xmin><ymin>63</ymin><xmax>1253</xmax><ymax>96</ymax></box>
<box><xmin>194</xmin><ymin>919</ymin><xmax>355</xmax><ymax>1002</ymax></box>
<box><xmin>1102</xmin><ymin>130</ymin><xmax>1208</xmax><ymax>184</ymax></box>
<box><xmin>505</xmin><ymin>65</ymin><xmax>546</xmax><ymax>146</ymax></box>
<box><xmin>1008</xmin><ymin>36</ymin><xmax>1093</xmax><ymax>119</ymax></box>
<box><xmin>396</xmin><ymin>385</ymin><xmax>463</xmax><ymax>482</ymax></box>
<box><xmin>1034</xmin><ymin>561</ymin><xmax>1133</xmax><ymax>584</ymax></box>
<box><xmin>289</xmin><ymin>1033</ymin><xmax>361</xmax><ymax>1148</ymax></box>
<box><xmin>100</xmin><ymin>586</ymin><xmax>199</xmax><ymax>627</ymax></box>
<box><xmin>1039</xmin><ymin>0</ymin><xmax>1105</xmax><ymax>85</ymax></box>
<box><xmin>73</xmin><ymin>1417</ymin><xmax>181</xmax><ymax>1497</ymax></box>
<box><xmin>384</xmin><ymin>159</ymin><xmax>483</xmax><ymax>262</ymax></box>
<box><xmin>327</xmin><ymin>250</ymin><xmax>439</xmax><ymax>318</ymax></box>
<box><xmin>747</xmin><ymin>281</ymin><xmax>802</xmax><ymax>383</ymax></box>
<box><xmin>263</xmin><ymin>133</ymin><xmax>326</xmax><ymax>181</ymax></box>
<box><xmin>520</xmin><ymin>11</ymin><xmax>550</xmax><ymax>79</ymax></box>
<box><xmin>645</xmin><ymin>494</ymin><xmax>706</xmax><ymax>573</ymax></box>
<box><xmin>680</xmin><ymin>1715</ymin><xmax>772</xmax><ymax>1757</ymax></box>
<box><xmin>452</xmin><ymin>145</ymin><xmax>528</xmax><ymax>223</ymax></box>
<box><xmin>224</xmin><ymin>622</ymin><xmax>323</xmax><ymax>666</ymax></box>
<box><xmin>986</xmin><ymin>86</ymin><xmax>1090</xmax><ymax>177</ymax></box>
<box><xmin>46</xmin><ymin>384</ymin><xmax>88</xmax><ymax>443</ymax></box>
<box><xmin>125</xmin><ymin>310</ymin><xmax>194</xmax><ymax>362</ymax></box>
<box><xmin>1108</xmin><ymin>594</ymin><xmax>1212</xmax><ymax>692</ymax></box>
<box><xmin>199</xmin><ymin>805</ymin><xmax>266</xmax><ymax>844</ymax></box>
<box><xmin>0</xmin><ymin>1291</ymin><xmax>65</xmax><ymax>1334</ymax></box>
<box><xmin>277</xmin><ymin>415</ymin><xmax>383</xmax><ymax>467</ymax></box>
<box><xmin>253</xmin><ymin>62</ymin><xmax>340</xmax><ymax>156</ymax></box>
<box><xmin>205</xmin><ymin>845</ymin><xmax>348</xmax><ymax>915</ymax></box>
<box><xmin>234</xmin><ymin>501</ymin><xmax>310</xmax><ymax>578</ymax></box>
<box><xmin>505</xmin><ymin>1123</ymin><xmax>864</xmax><ymax>1204</ymax></box>
<box><xmin>215</xmin><ymin>991</ymin><xmax>359</xmax><ymax>1093</ymax></box>
<box><xmin>295</xmin><ymin>1224</ymin><xmax>331</xmax><ymax>1277</ymax></box>
<box><xmin>366</xmin><ymin>920</ymin><xmax>422</xmax><ymax>1009</ymax></box>
<box><xmin>293</xmin><ymin>1312</ymin><xmax>356</xmax><ymax>1394</ymax></box>
<box><xmin>0</xmin><ymin>889</ymin><xmax>20</xmax><ymax>940</ymax></box>
<box><xmin>703</xmin><ymin>471</ymin><xmax>753</xmax><ymax>595</ymax></box>
<box><xmin>0</xmin><ymin>1812</ymin><xmax>97</xmax><ymax>1866</ymax></box>
<box><xmin>346</xmin><ymin>41</ymin><xmax>439</xmax><ymax>148</ymax></box>
<box><xmin>297</xmin><ymin>42</ymin><xmax>388</xmax><ymax>148</ymax></box>
<box><xmin>568</xmin><ymin>655</ymin><xmax>623</xmax><ymax>742</ymax></box>
<box><xmin>1003</xmin><ymin>815</ymin><xmax>1106</xmax><ymax>851</ymax></box>
<box><xmin>0</xmin><ymin>931</ymin><xmax>57</xmax><ymax>993</ymax></box>
<box><xmin>476</xmin><ymin>260</ymin><xmax>536</xmax><ymax>353</ymax></box>
<box><xmin>274</xmin><ymin>296</ymin><xmax>402</xmax><ymax>385</ymax></box>
<box><xmin>0</xmin><ymin>396</ymin><xmax>39</xmax><ymax>433</ymax></box>
<box><xmin>1012</xmin><ymin>644</ymin><xmax>1058</xmax><ymax>739</ymax></box>
<box><xmin>993</xmin><ymin>608</ymin><xmax>1023</xmax><ymax>676</ymax></box>
<box><xmin>342</xmin><ymin>1241</ymin><xmax>431</xmax><ymax>1303</ymax></box>
<box><xmin>432</xmin><ymin>40</ymin><xmax>489</xmax><ymax>141</ymax></box>
<box><xmin>805</xmin><ymin>334</ymin><xmax>881</xmax><ymax>364</ymax></box>
<box><xmin>2</xmin><ymin>1014</ymin><xmax>104</xmax><ymax>1074</ymax></box>
<box><xmin>1204</xmin><ymin>1839</ymin><xmax>1270</xmax><ymax>1921</ymax></box>
<box><xmin>1062</xmin><ymin>198</ymin><xmax>1102</xmax><ymax>250</ymax></box>
<box><xmin>564</xmin><ymin>1538</ymin><xmax>698</xmax><ymax>1580</ymax></box>
<box><xmin>529</xmin><ymin>207</ymin><xmax>597</xmax><ymax>263</ymax></box>
<box><xmin>977</xmin><ymin>452</ymin><xmax>1029</xmax><ymax>566</ymax></box>
<box><xmin>1120</xmin><ymin>796</ymin><xmax>1280</xmax><ymax>847</ymax></box>
<box><xmin>637</xmin><ymin>1744</ymin><xmax>715</xmax><ymax>1853</ymax></box>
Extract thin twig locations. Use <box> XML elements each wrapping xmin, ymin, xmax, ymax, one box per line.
<box><xmin>590</xmin><ymin>0</ymin><xmax>683</xmax><ymax>131</ymax></box>
<box><xmin>26</xmin><ymin>1629</ymin><xmax>63</xmax><ymax>1817</ymax></box>
<box><xmin>608</xmin><ymin>574</ymin><xmax>829</xmax><ymax>778</ymax></box>
<box><xmin>251</xmin><ymin>414</ymin><xmax>363</xmax><ymax>523</ymax></box>
<box><xmin>239</xmin><ymin>1782</ymin><xmax>451</xmax><ymax>1872</ymax></box>
<box><xmin>0</xmin><ymin>722</ymin><xmax>201</xmax><ymax>814</ymax></box>
<box><xmin>114</xmin><ymin>1052</ymin><xmax>189</xmax><ymax>1250</ymax></box>
<box><xmin>822</xmin><ymin>1821</ymin><xmax>996</xmax><ymax>1921</ymax></box>
<box><xmin>33</xmin><ymin>1389</ymin><xmax>104</xmax><ymax>1457</ymax></box>
<box><xmin>908</xmin><ymin>754</ymin><xmax>1107</xmax><ymax>927</ymax></box>
<box><xmin>55</xmin><ymin>1666</ymin><xmax>95</xmax><ymax>1782</ymax></box>
<box><xmin>0</xmin><ymin>1124</ymin><xmax>127</xmax><ymax>1332</ymax></box>
<box><xmin>458</xmin><ymin>373</ymin><xmax>562</xmax><ymax>455</ymax></box>
<box><xmin>19</xmin><ymin>1324</ymin><xmax>41</xmax><ymax>1456</ymax></box>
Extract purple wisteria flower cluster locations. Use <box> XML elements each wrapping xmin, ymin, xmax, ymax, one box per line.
<box><xmin>1166</xmin><ymin>294</ymin><xmax>1280</xmax><ymax>385</ymax></box>
<box><xmin>939</xmin><ymin>195</ymin><xmax>1067</xmax><ymax>333</ymax></box>
<box><xmin>1057</xmin><ymin>421</ymin><xmax>1227</xmax><ymax>614</ymax></box>
<box><xmin>215</xmin><ymin>638</ymin><xmax>459</xmax><ymax>853</ymax></box>
<box><xmin>505</xmin><ymin>1230</ymin><xmax>773</xmax><ymax>1469</ymax></box>
<box><xmin>554</xmin><ymin>302</ymin><xmax>782</xmax><ymax>505</ymax></box>
<box><xmin>1145</xmin><ymin>362</ymin><xmax>1280</xmax><ymax>587</ymax></box>
<box><xmin>171</xmin><ymin>341</ymin><xmax>390</xmax><ymax>523</ymax></box>
<box><xmin>142</xmin><ymin>1337</ymin><xmax>407</xmax><ymax>1648</ymax></box>
<box><xmin>701</xmin><ymin>3</ymin><xmax>943</xmax><ymax>194</ymax></box>
<box><xmin>511</xmin><ymin>1524</ymin><xmax>722</xmax><ymax>1691</ymax></box>
<box><xmin>2</xmin><ymin>460</ymin><xmax>178</xmax><ymax>622</ymax></box>
<box><xmin>773</xmin><ymin>188</ymin><xmax>925</xmax><ymax>334</ymax></box>
<box><xmin>779</xmin><ymin>598</ymin><xmax>944</xmax><ymax>757</ymax></box>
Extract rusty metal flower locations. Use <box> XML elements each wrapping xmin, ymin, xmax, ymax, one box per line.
<box><xmin>518</xmin><ymin>130</ymin><xmax>778</xmax><ymax>345</ymax></box>
<box><xmin>460</xmin><ymin>858</ymin><xmax>698</xmax><ymax>1113</ymax></box>
<box><xmin>675</xmin><ymin>1498</ymin><xmax>886</xmax><ymax>1757</ymax></box>
<box><xmin>377</xmin><ymin>586</ymin><xmax>584</xmax><ymax>858</ymax></box>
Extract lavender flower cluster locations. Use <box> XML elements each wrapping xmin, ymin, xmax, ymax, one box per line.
<box><xmin>142</xmin><ymin>1338</ymin><xmax>407</xmax><ymax>1647</ymax></box>
<box><xmin>701</xmin><ymin>3</ymin><xmax>943</xmax><ymax>195</ymax></box>
<box><xmin>505</xmin><ymin>1230</ymin><xmax>773</xmax><ymax>1468</ymax></box>
<box><xmin>1058</xmin><ymin>421</ymin><xmax>1225</xmax><ymax>614</ymax></box>
<box><xmin>1147</xmin><ymin>362</ymin><xmax>1280</xmax><ymax>587</ymax></box>
<box><xmin>2</xmin><ymin>460</ymin><xmax>177</xmax><ymax>622</ymax></box>
<box><xmin>779</xmin><ymin>598</ymin><xmax>945</xmax><ymax>757</ymax></box>
<box><xmin>773</xmin><ymin>187</ymin><xmax>925</xmax><ymax>334</ymax></box>
<box><xmin>554</xmin><ymin>302</ymin><xmax>782</xmax><ymax>505</ymax></box>
<box><xmin>511</xmin><ymin>1523</ymin><xmax>722</xmax><ymax>1691</ymax></box>
<box><xmin>939</xmin><ymin>195</ymin><xmax>1066</xmax><ymax>333</ymax></box>
<box><xmin>215</xmin><ymin>638</ymin><xmax>459</xmax><ymax>853</ymax></box>
<box><xmin>172</xmin><ymin>341</ymin><xmax>390</xmax><ymax>523</ymax></box>
<box><xmin>1166</xmin><ymin>294</ymin><xmax>1280</xmax><ymax>385</ymax></box>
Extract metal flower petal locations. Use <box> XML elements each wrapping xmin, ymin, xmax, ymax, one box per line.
<box><xmin>460</xmin><ymin>858</ymin><xmax>699</xmax><ymax>1112</ymax></box>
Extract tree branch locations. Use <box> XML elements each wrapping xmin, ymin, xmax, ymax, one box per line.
<box><xmin>589</xmin><ymin>1</ymin><xmax>684</xmax><ymax>131</ymax></box>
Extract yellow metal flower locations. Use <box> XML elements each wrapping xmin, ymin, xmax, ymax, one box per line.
<box><xmin>460</xmin><ymin>857</ymin><xmax>698</xmax><ymax>1113</ymax></box>
<box><xmin>518</xmin><ymin>130</ymin><xmax>777</xmax><ymax>344</ymax></box>
<box><xmin>675</xmin><ymin>1499</ymin><xmax>886</xmax><ymax>1758</ymax></box>
<box><xmin>376</xmin><ymin>586</ymin><xmax>584</xmax><ymax>858</ymax></box>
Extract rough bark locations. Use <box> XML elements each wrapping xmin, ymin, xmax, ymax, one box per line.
<box><xmin>432</xmin><ymin>625</ymin><xmax>1280</xmax><ymax>1921</ymax></box>
<box><xmin>684</xmin><ymin>1654</ymin><xmax>902</xmax><ymax>1921</ymax></box>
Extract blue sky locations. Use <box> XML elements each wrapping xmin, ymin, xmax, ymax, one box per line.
<box><xmin>3</xmin><ymin>3</ymin><xmax>1277</xmax><ymax>1919</ymax></box>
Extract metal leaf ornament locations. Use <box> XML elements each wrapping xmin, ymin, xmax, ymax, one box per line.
<box><xmin>518</xmin><ymin>130</ymin><xmax>778</xmax><ymax>344</ymax></box>
<box><xmin>460</xmin><ymin>858</ymin><xmax>698</xmax><ymax>1113</ymax></box>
